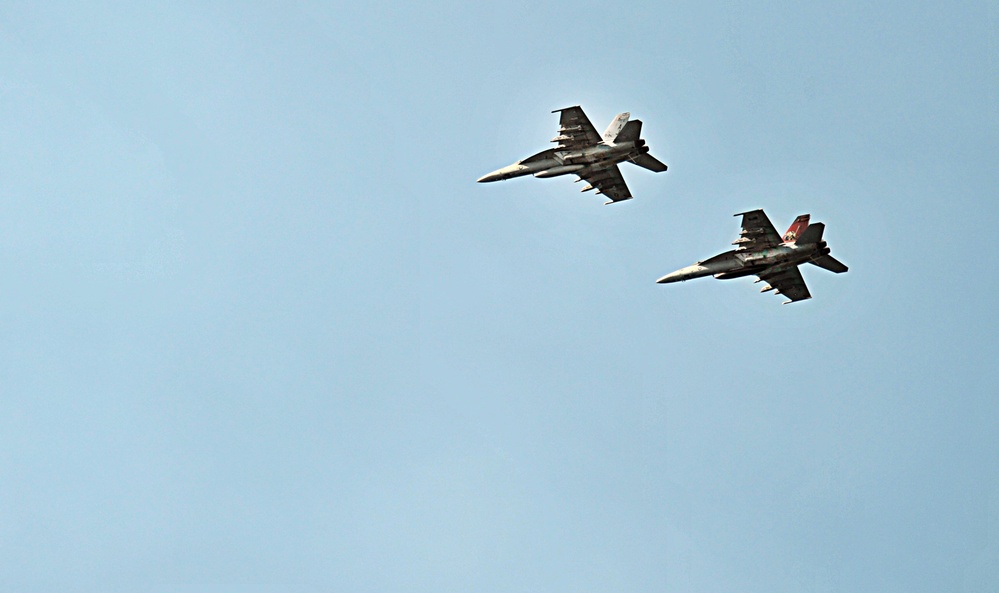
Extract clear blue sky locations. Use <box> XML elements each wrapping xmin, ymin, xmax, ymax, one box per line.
<box><xmin>1</xmin><ymin>2</ymin><xmax>997</xmax><ymax>592</ymax></box>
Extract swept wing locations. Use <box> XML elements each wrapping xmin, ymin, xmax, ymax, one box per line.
<box><xmin>577</xmin><ymin>164</ymin><xmax>632</xmax><ymax>203</ymax></box>
<box><xmin>733</xmin><ymin>209</ymin><xmax>783</xmax><ymax>249</ymax></box>
<box><xmin>759</xmin><ymin>265</ymin><xmax>811</xmax><ymax>304</ymax></box>
<box><xmin>552</xmin><ymin>106</ymin><xmax>602</xmax><ymax>150</ymax></box>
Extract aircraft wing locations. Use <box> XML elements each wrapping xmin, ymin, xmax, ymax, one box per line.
<box><xmin>733</xmin><ymin>209</ymin><xmax>783</xmax><ymax>249</ymax></box>
<box><xmin>578</xmin><ymin>164</ymin><xmax>632</xmax><ymax>204</ymax></box>
<box><xmin>552</xmin><ymin>106</ymin><xmax>602</xmax><ymax>150</ymax></box>
<box><xmin>759</xmin><ymin>265</ymin><xmax>812</xmax><ymax>304</ymax></box>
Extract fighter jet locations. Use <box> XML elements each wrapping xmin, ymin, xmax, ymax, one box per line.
<box><xmin>477</xmin><ymin>106</ymin><xmax>668</xmax><ymax>204</ymax></box>
<box><xmin>656</xmin><ymin>209</ymin><xmax>848</xmax><ymax>304</ymax></box>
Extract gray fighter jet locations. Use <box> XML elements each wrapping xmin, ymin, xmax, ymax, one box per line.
<box><xmin>657</xmin><ymin>209</ymin><xmax>848</xmax><ymax>304</ymax></box>
<box><xmin>477</xmin><ymin>106</ymin><xmax>668</xmax><ymax>204</ymax></box>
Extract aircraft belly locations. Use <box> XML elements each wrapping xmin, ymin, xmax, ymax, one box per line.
<box><xmin>534</xmin><ymin>164</ymin><xmax>585</xmax><ymax>178</ymax></box>
<box><xmin>560</xmin><ymin>145</ymin><xmax>629</xmax><ymax>166</ymax></box>
<box><xmin>735</xmin><ymin>245</ymin><xmax>813</xmax><ymax>269</ymax></box>
<box><xmin>698</xmin><ymin>254</ymin><xmax>742</xmax><ymax>277</ymax></box>
<box><xmin>713</xmin><ymin>267</ymin><xmax>762</xmax><ymax>280</ymax></box>
<box><xmin>718</xmin><ymin>254</ymin><xmax>805</xmax><ymax>279</ymax></box>
<box><xmin>523</xmin><ymin>159</ymin><xmax>560</xmax><ymax>172</ymax></box>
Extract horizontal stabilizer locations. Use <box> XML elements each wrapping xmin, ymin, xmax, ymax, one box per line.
<box><xmin>809</xmin><ymin>254</ymin><xmax>849</xmax><ymax>274</ymax></box>
<box><xmin>796</xmin><ymin>222</ymin><xmax>825</xmax><ymax>244</ymax></box>
<box><xmin>630</xmin><ymin>153</ymin><xmax>668</xmax><ymax>172</ymax></box>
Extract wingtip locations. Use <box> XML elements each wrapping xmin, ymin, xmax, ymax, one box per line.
<box><xmin>781</xmin><ymin>296</ymin><xmax>812</xmax><ymax>305</ymax></box>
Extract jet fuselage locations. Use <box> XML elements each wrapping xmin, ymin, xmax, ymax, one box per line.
<box><xmin>657</xmin><ymin>240</ymin><xmax>831</xmax><ymax>284</ymax></box>
<box><xmin>477</xmin><ymin>141</ymin><xmax>649</xmax><ymax>183</ymax></box>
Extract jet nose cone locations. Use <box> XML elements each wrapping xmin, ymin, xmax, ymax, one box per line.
<box><xmin>657</xmin><ymin>266</ymin><xmax>701</xmax><ymax>283</ymax></box>
<box><xmin>477</xmin><ymin>168</ymin><xmax>506</xmax><ymax>183</ymax></box>
<box><xmin>478</xmin><ymin>163</ymin><xmax>526</xmax><ymax>183</ymax></box>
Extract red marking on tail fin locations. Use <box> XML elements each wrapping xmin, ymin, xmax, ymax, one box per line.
<box><xmin>783</xmin><ymin>215</ymin><xmax>810</xmax><ymax>243</ymax></box>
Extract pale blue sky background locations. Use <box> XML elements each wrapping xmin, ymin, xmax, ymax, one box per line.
<box><xmin>1</xmin><ymin>2</ymin><xmax>997</xmax><ymax>592</ymax></box>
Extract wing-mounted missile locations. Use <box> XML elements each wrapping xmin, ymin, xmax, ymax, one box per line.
<box><xmin>551</xmin><ymin>135</ymin><xmax>573</xmax><ymax>143</ymax></box>
<box><xmin>735</xmin><ymin>226</ymin><xmax>774</xmax><ymax>248</ymax></box>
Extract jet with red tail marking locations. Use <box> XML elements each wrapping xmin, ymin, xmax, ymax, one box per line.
<box><xmin>656</xmin><ymin>209</ymin><xmax>848</xmax><ymax>304</ymax></box>
<box><xmin>477</xmin><ymin>106</ymin><xmax>668</xmax><ymax>204</ymax></box>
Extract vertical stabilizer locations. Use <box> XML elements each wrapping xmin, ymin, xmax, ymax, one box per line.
<box><xmin>796</xmin><ymin>222</ymin><xmax>825</xmax><ymax>245</ymax></box>
<box><xmin>783</xmin><ymin>215</ymin><xmax>810</xmax><ymax>243</ymax></box>
<box><xmin>615</xmin><ymin>120</ymin><xmax>643</xmax><ymax>144</ymax></box>
<box><xmin>602</xmin><ymin>112</ymin><xmax>630</xmax><ymax>143</ymax></box>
